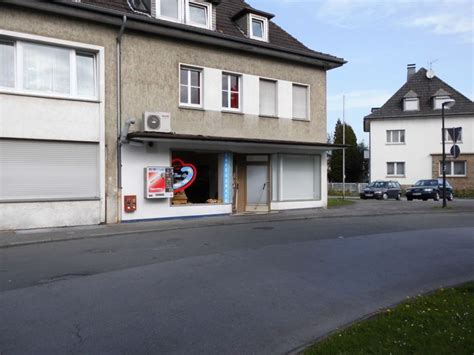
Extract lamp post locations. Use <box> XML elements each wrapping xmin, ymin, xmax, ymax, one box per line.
<box><xmin>441</xmin><ymin>99</ymin><xmax>455</xmax><ymax>208</ymax></box>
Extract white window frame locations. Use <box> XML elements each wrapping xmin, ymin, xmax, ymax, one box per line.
<box><xmin>387</xmin><ymin>162</ymin><xmax>405</xmax><ymax>177</ymax></box>
<box><xmin>439</xmin><ymin>161</ymin><xmax>467</xmax><ymax>177</ymax></box>
<box><xmin>434</xmin><ymin>96</ymin><xmax>452</xmax><ymax>110</ymax></box>
<box><xmin>292</xmin><ymin>83</ymin><xmax>310</xmax><ymax>121</ymax></box>
<box><xmin>185</xmin><ymin>1</ymin><xmax>212</xmax><ymax>29</ymax></box>
<box><xmin>222</xmin><ymin>72</ymin><xmax>241</xmax><ymax>112</ymax></box>
<box><xmin>259</xmin><ymin>78</ymin><xmax>278</xmax><ymax>117</ymax></box>
<box><xmin>156</xmin><ymin>0</ymin><xmax>184</xmax><ymax>23</ymax></box>
<box><xmin>0</xmin><ymin>32</ymin><xmax>98</xmax><ymax>101</ymax></box>
<box><xmin>249</xmin><ymin>14</ymin><xmax>268</xmax><ymax>42</ymax></box>
<box><xmin>403</xmin><ymin>98</ymin><xmax>419</xmax><ymax>111</ymax></box>
<box><xmin>386</xmin><ymin>129</ymin><xmax>405</xmax><ymax>144</ymax></box>
<box><xmin>443</xmin><ymin>128</ymin><xmax>463</xmax><ymax>144</ymax></box>
<box><xmin>179</xmin><ymin>64</ymin><xmax>203</xmax><ymax>108</ymax></box>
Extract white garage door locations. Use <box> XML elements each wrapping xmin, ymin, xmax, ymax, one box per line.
<box><xmin>0</xmin><ymin>139</ymin><xmax>100</xmax><ymax>201</ymax></box>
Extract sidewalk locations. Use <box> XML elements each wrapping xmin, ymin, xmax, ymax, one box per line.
<box><xmin>1</xmin><ymin>199</ymin><xmax>473</xmax><ymax>248</ymax></box>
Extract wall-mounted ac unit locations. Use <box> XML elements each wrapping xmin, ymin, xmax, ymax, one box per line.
<box><xmin>143</xmin><ymin>112</ymin><xmax>171</xmax><ymax>133</ymax></box>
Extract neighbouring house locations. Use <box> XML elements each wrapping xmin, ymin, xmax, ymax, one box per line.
<box><xmin>364</xmin><ymin>64</ymin><xmax>474</xmax><ymax>192</ymax></box>
<box><xmin>0</xmin><ymin>0</ymin><xmax>345</xmax><ymax>230</ymax></box>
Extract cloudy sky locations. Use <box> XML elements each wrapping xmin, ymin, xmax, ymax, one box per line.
<box><xmin>249</xmin><ymin>0</ymin><xmax>474</xmax><ymax>143</ymax></box>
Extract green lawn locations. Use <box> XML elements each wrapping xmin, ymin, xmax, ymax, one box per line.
<box><xmin>303</xmin><ymin>282</ymin><xmax>474</xmax><ymax>355</ymax></box>
<box><xmin>327</xmin><ymin>198</ymin><xmax>355</xmax><ymax>208</ymax></box>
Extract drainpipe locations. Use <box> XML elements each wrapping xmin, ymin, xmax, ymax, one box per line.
<box><xmin>116</xmin><ymin>15</ymin><xmax>127</xmax><ymax>222</ymax></box>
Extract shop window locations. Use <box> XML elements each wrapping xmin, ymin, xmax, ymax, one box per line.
<box><xmin>171</xmin><ymin>151</ymin><xmax>220</xmax><ymax>205</ymax></box>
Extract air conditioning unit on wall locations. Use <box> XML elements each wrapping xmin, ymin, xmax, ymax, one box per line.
<box><xmin>144</xmin><ymin>112</ymin><xmax>171</xmax><ymax>133</ymax></box>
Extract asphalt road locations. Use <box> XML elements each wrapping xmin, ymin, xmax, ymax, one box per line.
<box><xmin>1</xmin><ymin>212</ymin><xmax>474</xmax><ymax>354</ymax></box>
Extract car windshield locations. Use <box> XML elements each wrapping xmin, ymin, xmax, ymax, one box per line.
<box><xmin>368</xmin><ymin>181</ymin><xmax>388</xmax><ymax>188</ymax></box>
<box><xmin>414</xmin><ymin>180</ymin><xmax>438</xmax><ymax>187</ymax></box>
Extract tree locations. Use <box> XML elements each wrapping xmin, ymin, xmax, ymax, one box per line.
<box><xmin>328</xmin><ymin>119</ymin><xmax>364</xmax><ymax>182</ymax></box>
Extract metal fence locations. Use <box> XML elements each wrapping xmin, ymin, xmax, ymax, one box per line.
<box><xmin>328</xmin><ymin>183</ymin><xmax>368</xmax><ymax>194</ymax></box>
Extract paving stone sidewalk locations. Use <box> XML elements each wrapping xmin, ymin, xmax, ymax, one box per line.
<box><xmin>1</xmin><ymin>199</ymin><xmax>473</xmax><ymax>248</ymax></box>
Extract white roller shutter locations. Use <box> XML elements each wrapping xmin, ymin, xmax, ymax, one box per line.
<box><xmin>280</xmin><ymin>154</ymin><xmax>321</xmax><ymax>201</ymax></box>
<box><xmin>0</xmin><ymin>139</ymin><xmax>99</xmax><ymax>201</ymax></box>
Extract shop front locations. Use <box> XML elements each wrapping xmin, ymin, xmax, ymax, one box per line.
<box><xmin>121</xmin><ymin>133</ymin><xmax>341</xmax><ymax>221</ymax></box>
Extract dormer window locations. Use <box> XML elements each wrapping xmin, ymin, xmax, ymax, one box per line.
<box><xmin>156</xmin><ymin>0</ymin><xmax>212</xmax><ymax>29</ymax></box>
<box><xmin>432</xmin><ymin>89</ymin><xmax>452</xmax><ymax>110</ymax></box>
<box><xmin>186</xmin><ymin>1</ymin><xmax>211</xmax><ymax>29</ymax></box>
<box><xmin>249</xmin><ymin>14</ymin><xmax>268</xmax><ymax>41</ymax></box>
<box><xmin>403</xmin><ymin>90</ymin><xmax>419</xmax><ymax>111</ymax></box>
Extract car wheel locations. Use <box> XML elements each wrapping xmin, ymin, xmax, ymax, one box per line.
<box><xmin>422</xmin><ymin>198</ymin><xmax>428</xmax><ymax>201</ymax></box>
<box><xmin>396</xmin><ymin>193</ymin><xmax>401</xmax><ymax>201</ymax></box>
<box><xmin>407</xmin><ymin>197</ymin><xmax>413</xmax><ymax>201</ymax></box>
<box><xmin>434</xmin><ymin>192</ymin><xmax>440</xmax><ymax>201</ymax></box>
<box><xmin>360</xmin><ymin>196</ymin><xmax>366</xmax><ymax>200</ymax></box>
<box><xmin>382</xmin><ymin>193</ymin><xmax>388</xmax><ymax>200</ymax></box>
<box><xmin>448</xmin><ymin>192</ymin><xmax>454</xmax><ymax>201</ymax></box>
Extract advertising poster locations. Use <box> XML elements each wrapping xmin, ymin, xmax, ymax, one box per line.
<box><xmin>145</xmin><ymin>167</ymin><xmax>174</xmax><ymax>199</ymax></box>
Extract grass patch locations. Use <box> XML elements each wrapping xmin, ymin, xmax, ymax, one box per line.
<box><xmin>328</xmin><ymin>198</ymin><xmax>355</xmax><ymax>208</ymax></box>
<box><xmin>302</xmin><ymin>282</ymin><xmax>474</xmax><ymax>355</ymax></box>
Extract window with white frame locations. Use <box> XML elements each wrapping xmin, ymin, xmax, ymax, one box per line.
<box><xmin>434</xmin><ymin>96</ymin><xmax>452</xmax><ymax>110</ymax></box>
<box><xmin>0</xmin><ymin>39</ymin><xmax>97</xmax><ymax>99</ymax></box>
<box><xmin>403</xmin><ymin>98</ymin><xmax>419</xmax><ymax>111</ymax></box>
<box><xmin>180</xmin><ymin>66</ymin><xmax>202</xmax><ymax>106</ymax></box>
<box><xmin>0</xmin><ymin>41</ymin><xmax>15</xmax><ymax>88</ymax></box>
<box><xmin>292</xmin><ymin>84</ymin><xmax>308</xmax><ymax>120</ymax></box>
<box><xmin>443</xmin><ymin>128</ymin><xmax>463</xmax><ymax>143</ymax></box>
<box><xmin>387</xmin><ymin>162</ymin><xmax>405</xmax><ymax>176</ymax></box>
<box><xmin>186</xmin><ymin>1</ymin><xmax>211</xmax><ymax>28</ymax></box>
<box><xmin>158</xmin><ymin>0</ymin><xmax>181</xmax><ymax>21</ymax></box>
<box><xmin>259</xmin><ymin>79</ymin><xmax>277</xmax><ymax>116</ymax></box>
<box><xmin>249</xmin><ymin>14</ymin><xmax>268</xmax><ymax>41</ymax></box>
<box><xmin>386</xmin><ymin>129</ymin><xmax>405</xmax><ymax>144</ymax></box>
<box><xmin>157</xmin><ymin>0</ymin><xmax>212</xmax><ymax>29</ymax></box>
<box><xmin>222</xmin><ymin>73</ymin><xmax>240</xmax><ymax>110</ymax></box>
<box><xmin>440</xmin><ymin>161</ymin><xmax>466</xmax><ymax>176</ymax></box>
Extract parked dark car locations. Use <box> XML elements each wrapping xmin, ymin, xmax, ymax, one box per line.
<box><xmin>406</xmin><ymin>179</ymin><xmax>454</xmax><ymax>201</ymax></box>
<box><xmin>360</xmin><ymin>181</ymin><xmax>402</xmax><ymax>200</ymax></box>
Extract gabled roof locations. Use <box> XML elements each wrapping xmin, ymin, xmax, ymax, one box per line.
<box><xmin>403</xmin><ymin>90</ymin><xmax>418</xmax><ymax>98</ymax></box>
<box><xmin>365</xmin><ymin>68</ymin><xmax>474</xmax><ymax>121</ymax></box>
<box><xmin>70</xmin><ymin>0</ymin><xmax>344</xmax><ymax>67</ymax></box>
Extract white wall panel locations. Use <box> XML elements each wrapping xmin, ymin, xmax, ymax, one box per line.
<box><xmin>278</xmin><ymin>81</ymin><xmax>292</xmax><ymax>119</ymax></box>
<box><xmin>203</xmin><ymin>67</ymin><xmax>221</xmax><ymax>111</ymax></box>
<box><xmin>242</xmin><ymin>74</ymin><xmax>259</xmax><ymax>115</ymax></box>
<box><xmin>0</xmin><ymin>94</ymin><xmax>101</xmax><ymax>142</ymax></box>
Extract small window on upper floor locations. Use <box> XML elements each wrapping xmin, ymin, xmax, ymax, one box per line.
<box><xmin>158</xmin><ymin>0</ymin><xmax>181</xmax><ymax>22</ymax></box>
<box><xmin>222</xmin><ymin>73</ymin><xmax>241</xmax><ymax>111</ymax></box>
<box><xmin>249</xmin><ymin>14</ymin><xmax>268</xmax><ymax>42</ymax></box>
<box><xmin>259</xmin><ymin>79</ymin><xmax>277</xmax><ymax>117</ymax></box>
<box><xmin>292</xmin><ymin>84</ymin><xmax>309</xmax><ymax>120</ymax></box>
<box><xmin>404</xmin><ymin>98</ymin><xmax>419</xmax><ymax>111</ymax></box>
<box><xmin>180</xmin><ymin>66</ymin><xmax>202</xmax><ymax>107</ymax></box>
<box><xmin>386</xmin><ymin>130</ymin><xmax>405</xmax><ymax>144</ymax></box>
<box><xmin>157</xmin><ymin>0</ymin><xmax>212</xmax><ymax>29</ymax></box>
<box><xmin>434</xmin><ymin>96</ymin><xmax>453</xmax><ymax>110</ymax></box>
<box><xmin>443</xmin><ymin>128</ymin><xmax>462</xmax><ymax>143</ymax></box>
<box><xmin>186</xmin><ymin>1</ymin><xmax>211</xmax><ymax>29</ymax></box>
<box><xmin>0</xmin><ymin>41</ymin><xmax>15</xmax><ymax>88</ymax></box>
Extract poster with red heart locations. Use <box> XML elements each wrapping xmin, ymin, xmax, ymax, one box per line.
<box><xmin>172</xmin><ymin>158</ymin><xmax>197</xmax><ymax>192</ymax></box>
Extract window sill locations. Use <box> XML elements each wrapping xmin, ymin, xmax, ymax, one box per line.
<box><xmin>292</xmin><ymin>117</ymin><xmax>310</xmax><ymax>122</ymax></box>
<box><xmin>438</xmin><ymin>175</ymin><xmax>467</xmax><ymax>178</ymax></box>
<box><xmin>222</xmin><ymin>110</ymin><xmax>244</xmax><ymax>115</ymax></box>
<box><xmin>179</xmin><ymin>105</ymin><xmax>204</xmax><ymax>111</ymax></box>
<box><xmin>259</xmin><ymin>114</ymin><xmax>279</xmax><ymax>119</ymax></box>
<box><xmin>386</xmin><ymin>175</ymin><xmax>405</xmax><ymax>178</ymax></box>
<box><xmin>0</xmin><ymin>89</ymin><xmax>100</xmax><ymax>103</ymax></box>
<box><xmin>386</xmin><ymin>142</ymin><xmax>406</xmax><ymax>145</ymax></box>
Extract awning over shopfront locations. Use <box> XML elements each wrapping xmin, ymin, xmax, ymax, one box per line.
<box><xmin>127</xmin><ymin>132</ymin><xmax>346</xmax><ymax>154</ymax></box>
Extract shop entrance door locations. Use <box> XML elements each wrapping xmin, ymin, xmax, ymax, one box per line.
<box><xmin>246</xmin><ymin>164</ymin><xmax>269</xmax><ymax>212</ymax></box>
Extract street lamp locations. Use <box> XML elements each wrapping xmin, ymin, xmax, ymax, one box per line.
<box><xmin>441</xmin><ymin>98</ymin><xmax>455</xmax><ymax>208</ymax></box>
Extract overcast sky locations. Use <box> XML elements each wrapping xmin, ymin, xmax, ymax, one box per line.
<box><xmin>249</xmin><ymin>0</ymin><xmax>474</xmax><ymax>144</ymax></box>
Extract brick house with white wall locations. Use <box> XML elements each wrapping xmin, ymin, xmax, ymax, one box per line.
<box><xmin>364</xmin><ymin>65</ymin><xmax>474</xmax><ymax>192</ymax></box>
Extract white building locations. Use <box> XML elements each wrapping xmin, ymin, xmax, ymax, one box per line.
<box><xmin>364</xmin><ymin>65</ymin><xmax>474</xmax><ymax>191</ymax></box>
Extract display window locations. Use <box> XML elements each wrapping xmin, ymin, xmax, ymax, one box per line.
<box><xmin>171</xmin><ymin>151</ymin><xmax>220</xmax><ymax>205</ymax></box>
